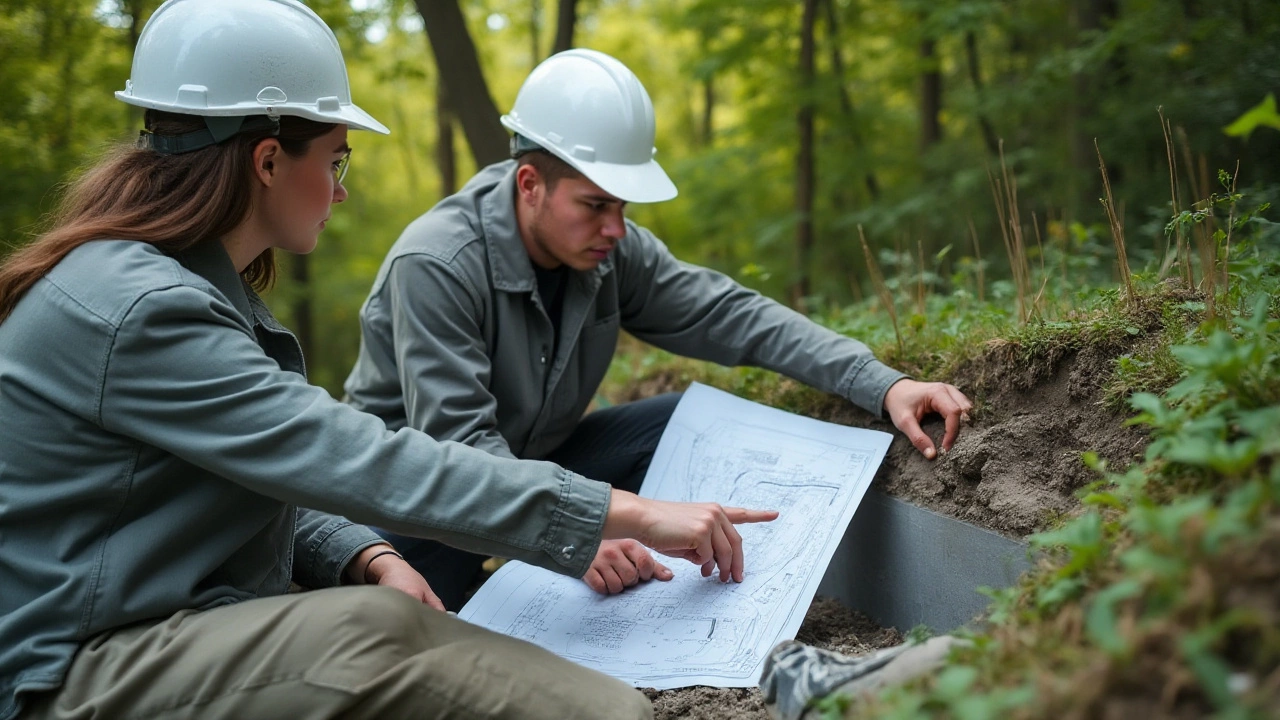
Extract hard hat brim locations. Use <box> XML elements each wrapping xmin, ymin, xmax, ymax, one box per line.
<box><xmin>115</xmin><ymin>92</ymin><xmax>390</xmax><ymax>136</ymax></box>
<box><xmin>577</xmin><ymin>158</ymin><xmax>678</xmax><ymax>204</ymax></box>
<box><xmin>332</xmin><ymin>103</ymin><xmax>390</xmax><ymax>135</ymax></box>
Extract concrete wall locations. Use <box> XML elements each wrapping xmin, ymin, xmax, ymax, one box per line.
<box><xmin>816</xmin><ymin>490</ymin><xmax>1031</xmax><ymax>633</ymax></box>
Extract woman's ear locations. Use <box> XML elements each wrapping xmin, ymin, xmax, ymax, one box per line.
<box><xmin>252</xmin><ymin>139</ymin><xmax>282</xmax><ymax>187</ymax></box>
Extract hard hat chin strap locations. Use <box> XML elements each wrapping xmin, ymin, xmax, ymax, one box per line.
<box><xmin>138</xmin><ymin>115</ymin><xmax>281</xmax><ymax>155</ymax></box>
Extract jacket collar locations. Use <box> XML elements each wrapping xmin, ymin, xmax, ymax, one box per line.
<box><xmin>176</xmin><ymin>240</ymin><xmax>254</xmax><ymax>325</ymax></box>
<box><xmin>478</xmin><ymin>161</ymin><xmax>613</xmax><ymax>294</ymax></box>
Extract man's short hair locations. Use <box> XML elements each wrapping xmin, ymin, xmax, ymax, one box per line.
<box><xmin>515</xmin><ymin>149</ymin><xmax>584</xmax><ymax>194</ymax></box>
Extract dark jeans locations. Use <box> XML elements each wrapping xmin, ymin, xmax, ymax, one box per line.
<box><xmin>372</xmin><ymin>392</ymin><xmax>683</xmax><ymax>611</ymax></box>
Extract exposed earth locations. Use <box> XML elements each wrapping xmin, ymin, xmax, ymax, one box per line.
<box><xmin>619</xmin><ymin>332</ymin><xmax>1151</xmax><ymax>717</ymax></box>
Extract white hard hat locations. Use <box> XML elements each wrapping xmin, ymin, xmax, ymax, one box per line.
<box><xmin>501</xmin><ymin>49</ymin><xmax>676</xmax><ymax>204</ymax></box>
<box><xmin>117</xmin><ymin>0</ymin><xmax>388</xmax><ymax>142</ymax></box>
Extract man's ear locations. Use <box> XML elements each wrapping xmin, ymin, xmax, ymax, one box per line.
<box><xmin>515</xmin><ymin>163</ymin><xmax>544</xmax><ymax>207</ymax></box>
<box><xmin>252</xmin><ymin>139</ymin><xmax>282</xmax><ymax>187</ymax></box>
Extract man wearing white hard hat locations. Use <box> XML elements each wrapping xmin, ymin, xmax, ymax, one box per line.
<box><xmin>345</xmin><ymin>49</ymin><xmax>971</xmax><ymax>610</ymax></box>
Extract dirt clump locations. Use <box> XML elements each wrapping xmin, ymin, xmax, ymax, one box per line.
<box><xmin>644</xmin><ymin>597</ymin><xmax>902</xmax><ymax>720</ymax></box>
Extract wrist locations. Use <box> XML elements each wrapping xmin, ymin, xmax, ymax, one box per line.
<box><xmin>883</xmin><ymin>377</ymin><xmax>912</xmax><ymax>414</ymax></box>
<box><xmin>346</xmin><ymin>544</ymin><xmax>403</xmax><ymax>585</ymax></box>
<box><xmin>602</xmin><ymin>488</ymin><xmax>646</xmax><ymax>541</ymax></box>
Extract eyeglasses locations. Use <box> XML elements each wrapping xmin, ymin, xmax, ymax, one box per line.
<box><xmin>333</xmin><ymin>148</ymin><xmax>352</xmax><ymax>184</ymax></box>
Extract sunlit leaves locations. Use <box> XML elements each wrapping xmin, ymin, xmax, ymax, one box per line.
<box><xmin>1223</xmin><ymin>93</ymin><xmax>1280</xmax><ymax>140</ymax></box>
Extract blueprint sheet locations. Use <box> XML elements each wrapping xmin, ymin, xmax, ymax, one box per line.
<box><xmin>457</xmin><ymin>382</ymin><xmax>892</xmax><ymax>689</ymax></box>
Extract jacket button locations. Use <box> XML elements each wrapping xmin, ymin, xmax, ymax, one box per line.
<box><xmin>560</xmin><ymin>545</ymin><xmax>575</xmax><ymax>560</ymax></box>
<box><xmin>539</xmin><ymin>353</ymin><xmax>548</xmax><ymax>365</ymax></box>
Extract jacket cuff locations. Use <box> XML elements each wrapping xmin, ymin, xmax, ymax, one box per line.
<box><xmin>839</xmin><ymin>358</ymin><xmax>908</xmax><ymax>419</ymax></box>
<box><xmin>542</xmin><ymin>470</ymin><xmax>611</xmax><ymax>578</ymax></box>
<box><xmin>298</xmin><ymin>517</ymin><xmax>386</xmax><ymax>588</ymax></box>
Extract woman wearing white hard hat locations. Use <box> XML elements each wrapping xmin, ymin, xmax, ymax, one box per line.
<box><xmin>0</xmin><ymin>1</ymin><xmax>775</xmax><ymax>718</ymax></box>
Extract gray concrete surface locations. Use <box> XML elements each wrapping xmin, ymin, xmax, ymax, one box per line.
<box><xmin>816</xmin><ymin>490</ymin><xmax>1031</xmax><ymax>633</ymax></box>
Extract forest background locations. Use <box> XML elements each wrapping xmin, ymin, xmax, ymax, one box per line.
<box><xmin>2</xmin><ymin>0</ymin><xmax>1278</xmax><ymax>394</ymax></box>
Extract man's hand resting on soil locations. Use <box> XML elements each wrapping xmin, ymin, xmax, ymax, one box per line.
<box><xmin>883</xmin><ymin>378</ymin><xmax>973</xmax><ymax>460</ymax></box>
<box><xmin>602</xmin><ymin>490</ymin><xmax>779</xmax><ymax>584</ymax></box>
<box><xmin>583</xmin><ymin>539</ymin><xmax>674</xmax><ymax>594</ymax></box>
<box><xmin>346</xmin><ymin>543</ymin><xmax>446</xmax><ymax>611</ymax></box>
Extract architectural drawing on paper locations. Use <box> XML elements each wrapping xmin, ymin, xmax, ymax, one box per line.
<box><xmin>459</xmin><ymin>383</ymin><xmax>892</xmax><ymax>689</ymax></box>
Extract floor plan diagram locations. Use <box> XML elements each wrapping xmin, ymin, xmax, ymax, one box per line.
<box><xmin>459</xmin><ymin>383</ymin><xmax>892</xmax><ymax>689</ymax></box>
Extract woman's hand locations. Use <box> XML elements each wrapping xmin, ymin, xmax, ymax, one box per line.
<box><xmin>602</xmin><ymin>490</ymin><xmax>778</xmax><ymax>583</ymax></box>
<box><xmin>346</xmin><ymin>544</ymin><xmax>445</xmax><ymax>611</ymax></box>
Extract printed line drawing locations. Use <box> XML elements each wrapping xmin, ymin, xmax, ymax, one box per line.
<box><xmin>460</xmin><ymin>383</ymin><xmax>892</xmax><ymax>689</ymax></box>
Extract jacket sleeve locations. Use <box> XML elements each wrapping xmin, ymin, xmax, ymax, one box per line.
<box><xmin>382</xmin><ymin>252</ymin><xmax>518</xmax><ymax>458</ymax></box>
<box><xmin>98</xmin><ymin>285</ymin><xmax>607</xmax><ymax>578</ymax></box>
<box><xmin>614</xmin><ymin>226</ymin><xmax>906</xmax><ymax>416</ymax></box>
<box><xmin>292</xmin><ymin>508</ymin><xmax>385</xmax><ymax>588</ymax></box>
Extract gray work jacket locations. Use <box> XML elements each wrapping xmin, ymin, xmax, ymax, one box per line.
<box><xmin>344</xmin><ymin>161</ymin><xmax>904</xmax><ymax>460</ymax></box>
<box><xmin>0</xmin><ymin>240</ymin><xmax>609</xmax><ymax>720</ymax></box>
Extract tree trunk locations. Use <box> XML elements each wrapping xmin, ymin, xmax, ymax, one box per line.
<box><xmin>822</xmin><ymin>0</ymin><xmax>879</xmax><ymax>200</ymax></box>
<box><xmin>965</xmin><ymin>30</ymin><xmax>1001</xmax><ymax>157</ymax></box>
<box><xmin>124</xmin><ymin>1</ymin><xmax>153</xmax><ymax>124</ymax></box>
<box><xmin>1070</xmin><ymin>0</ymin><xmax>1119</xmax><ymax>212</ymax></box>
<box><xmin>552</xmin><ymin>0</ymin><xmax>578</xmax><ymax>54</ymax></box>
<box><xmin>54</xmin><ymin>8</ymin><xmax>77</xmax><ymax>153</ymax></box>
<box><xmin>436</xmin><ymin>81</ymin><xmax>457</xmax><ymax>196</ymax></box>
<box><xmin>920</xmin><ymin>36</ymin><xmax>942</xmax><ymax>149</ymax></box>
<box><xmin>530</xmin><ymin>0</ymin><xmax>541</xmax><ymax>69</ymax></box>
<box><xmin>701</xmin><ymin>76</ymin><xmax>714</xmax><ymax>146</ymax></box>
<box><xmin>125</xmin><ymin>0</ymin><xmax>147</xmax><ymax>49</ymax></box>
<box><xmin>291</xmin><ymin>254</ymin><xmax>314</xmax><ymax>364</ymax></box>
<box><xmin>792</xmin><ymin>0</ymin><xmax>818</xmax><ymax>310</ymax></box>
<box><xmin>414</xmin><ymin>0</ymin><xmax>509</xmax><ymax>167</ymax></box>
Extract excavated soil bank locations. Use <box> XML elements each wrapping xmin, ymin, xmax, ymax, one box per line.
<box><xmin>851</xmin><ymin>340</ymin><xmax>1148</xmax><ymax>537</ymax></box>
<box><xmin>616</xmin><ymin>326</ymin><xmax>1160</xmax><ymax>717</ymax></box>
<box><xmin>644</xmin><ymin>597</ymin><xmax>902</xmax><ymax>720</ymax></box>
<box><xmin>618</xmin><ymin>335</ymin><xmax>1149</xmax><ymax>539</ymax></box>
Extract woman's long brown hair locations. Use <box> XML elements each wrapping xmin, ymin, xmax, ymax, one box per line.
<box><xmin>0</xmin><ymin>111</ymin><xmax>337</xmax><ymax>322</ymax></box>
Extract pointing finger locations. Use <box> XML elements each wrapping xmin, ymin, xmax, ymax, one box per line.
<box><xmin>722</xmin><ymin>507</ymin><xmax>780</xmax><ymax>524</ymax></box>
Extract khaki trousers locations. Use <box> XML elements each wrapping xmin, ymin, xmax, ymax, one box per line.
<box><xmin>22</xmin><ymin>586</ymin><xmax>651</xmax><ymax>720</ymax></box>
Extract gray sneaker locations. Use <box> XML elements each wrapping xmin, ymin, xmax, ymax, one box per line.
<box><xmin>759</xmin><ymin>635</ymin><xmax>968</xmax><ymax>720</ymax></box>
